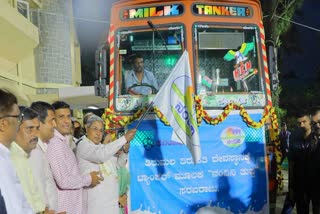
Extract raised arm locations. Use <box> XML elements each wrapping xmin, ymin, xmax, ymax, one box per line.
<box><xmin>77</xmin><ymin>136</ymin><xmax>127</xmax><ymax>163</ymax></box>
<box><xmin>77</xmin><ymin>129</ymin><xmax>136</xmax><ymax>164</ymax></box>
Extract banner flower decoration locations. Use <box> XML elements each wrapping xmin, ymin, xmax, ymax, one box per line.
<box><xmin>102</xmin><ymin>107</ymin><xmax>147</xmax><ymax>130</ymax></box>
<box><xmin>102</xmin><ymin>96</ymin><xmax>282</xmax><ymax>189</ymax></box>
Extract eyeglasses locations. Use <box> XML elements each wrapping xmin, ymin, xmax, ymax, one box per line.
<box><xmin>0</xmin><ymin>113</ymin><xmax>24</xmax><ymax>123</ymax></box>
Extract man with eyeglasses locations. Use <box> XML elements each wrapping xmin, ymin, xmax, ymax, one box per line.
<box><xmin>47</xmin><ymin>101</ymin><xmax>103</xmax><ymax>214</ymax></box>
<box><xmin>0</xmin><ymin>89</ymin><xmax>33</xmax><ymax>213</ymax></box>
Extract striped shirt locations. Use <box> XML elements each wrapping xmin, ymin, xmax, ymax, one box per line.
<box><xmin>29</xmin><ymin>139</ymin><xmax>58</xmax><ymax>210</ymax></box>
<box><xmin>47</xmin><ymin>129</ymin><xmax>91</xmax><ymax>214</ymax></box>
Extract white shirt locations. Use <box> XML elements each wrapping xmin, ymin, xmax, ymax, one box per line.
<box><xmin>0</xmin><ymin>143</ymin><xmax>34</xmax><ymax>214</ymax></box>
<box><xmin>76</xmin><ymin>135</ymin><xmax>128</xmax><ymax>214</ymax></box>
<box><xmin>29</xmin><ymin>139</ymin><xmax>58</xmax><ymax>210</ymax></box>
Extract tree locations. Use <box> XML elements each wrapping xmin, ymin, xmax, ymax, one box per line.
<box><xmin>261</xmin><ymin>0</ymin><xmax>304</xmax><ymax>122</ymax></box>
<box><xmin>262</xmin><ymin>0</ymin><xmax>304</xmax><ymax>46</ymax></box>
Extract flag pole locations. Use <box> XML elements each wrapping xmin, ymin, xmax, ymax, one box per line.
<box><xmin>134</xmin><ymin>50</ymin><xmax>187</xmax><ymax>129</ymax></box>
<box><xmin>134</xmin><ymin>50</ymin><xmax>188</xmax><ymax>129</ymax></box>
<box><xmin>135</xmin><ymin>101</ymin><xmax>154</xmax><ymax>129</ymax></box>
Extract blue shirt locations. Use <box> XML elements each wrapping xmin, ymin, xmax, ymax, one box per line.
<box><xmin>125</xmin><ymin>70</ymin><xmax>158</xmax><ymax>95</ymax></box>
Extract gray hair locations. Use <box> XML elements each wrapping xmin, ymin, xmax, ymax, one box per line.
<box><xmin>85</xmin><ymin>114</ymin><xmax>104</xmax><ymax>128</ymax></box>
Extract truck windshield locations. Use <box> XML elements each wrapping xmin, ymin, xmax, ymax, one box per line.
<box><xmin>116</xmin><ymin>25</ymin><xmax>185</xmax><ymax>112</ymax></box>
<box><xmin>194</xmin><ymin>24</ymin><xmax>266</xmax><ymax>108</ymax></box>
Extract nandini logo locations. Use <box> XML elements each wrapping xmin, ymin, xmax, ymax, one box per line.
<box><xmin>170</xmin><ymin>76</ymin><xmax>197</xmax><ymax>138</ymax></box>
<box><xmin>220</xmin><ymin>127</ymin><xmax>245</xmax><ymax>147</ymax></box>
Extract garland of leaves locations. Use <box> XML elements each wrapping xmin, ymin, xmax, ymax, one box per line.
<box><xmin>102</xmin><ymin>96</ymin><xmax>283</xmax><ymax>190</ymax></box>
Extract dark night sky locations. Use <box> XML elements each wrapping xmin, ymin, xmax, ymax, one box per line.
<box><xmin>275</xmin><ymin>0</ymin><xmax>320</xmax><ymax>114</ymax></box>
<box><xmin>280</xmin><ymin>0</ymin><xmax>320</xmax><ymax>82</ymax></box>
<box><xmin>73</xmin><ymin>0</ymin><xmax>116</xmax><ymax>86</ymax></box>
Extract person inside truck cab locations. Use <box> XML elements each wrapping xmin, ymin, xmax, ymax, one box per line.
<box><xmin>125</xmin><ymin>54</ymin><xmax>158</xmax><ymax>95</ymax></box>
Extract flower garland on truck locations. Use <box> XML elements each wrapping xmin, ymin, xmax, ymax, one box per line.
<box><xmin>102</xmin><ymin>96</ymin><xmax>283</xmax><ymax>190</ymax></box>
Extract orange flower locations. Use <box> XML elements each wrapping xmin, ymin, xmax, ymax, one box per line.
<box><xmin>102</xmin><ymin>97</ymin><xmax>283</xmax><ymax>190</ymax></box>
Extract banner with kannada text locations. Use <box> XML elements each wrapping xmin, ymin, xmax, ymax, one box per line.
<box><xmin>128</xmin><ymin>113</ymin><xmax>268</xmax><ymax>214</ymax></box>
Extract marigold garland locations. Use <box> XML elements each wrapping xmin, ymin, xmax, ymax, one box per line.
<box><xmin>102</xmin><ymin>107</ymin><xmax>147</xmax><ymax>130</ymax></box>
<box><xmin>102</xmin><ymin>96</ymin><xmax>283</xmax><ymax>190</ymax></box>
<box><xmin>153</xmin><ymin>106</ymin><xmax>170</xmax><ymax>125</ymax></box>
<box><xmin>269</xmin><ymin>108</ymin><xmax>284</xmax><ymax>191</ymax></box>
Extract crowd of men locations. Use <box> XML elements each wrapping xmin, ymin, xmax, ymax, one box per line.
<box><xmin>0</xmin><ymin>88</ymin><xmax>136</xmax><ymax>214</ymax></box>
<box><xmin>2</xmin><ymin>85</ymin><xmax>320</xmax><ymax>214</ymax></box>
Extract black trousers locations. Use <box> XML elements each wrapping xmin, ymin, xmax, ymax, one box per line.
<box><xmin>0</xmin><ymin>189</ymin><xmax>7</xmax><ymax>214</ymax></box>
<box><xmin>281</xmin><ymin>192</ymin><xmax>295</xmax><ymax>214</ymax></box>
<box><xmin>296</xmin><ymin>192</ymin><xmax>320</xmax><ymax>214</ymax></box>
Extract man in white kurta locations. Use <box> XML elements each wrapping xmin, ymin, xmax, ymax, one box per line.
<box><xmin>77</xmin><ymin>135</ymin><xmax>128</xmax><ymax>213</ymax></box>
<box><xmin>76</xmin><ymin>115</ymin><xmax>136</xmax><ymax>214</ymax></box>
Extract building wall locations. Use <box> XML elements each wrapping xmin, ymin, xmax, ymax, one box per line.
<box><xmin>0</xmin><ymin>0</ymin><xmax>81</xmax><ymax>105</ymax></box>
<box><xmin>35</xmin><ymin>0</ymin><xmax>72</xmax><ymax>86</ymax></box>
<box><xmin>0</xmin><ymin>0</ymin><xmax>39</xmax><ymax>105</ymax></box>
